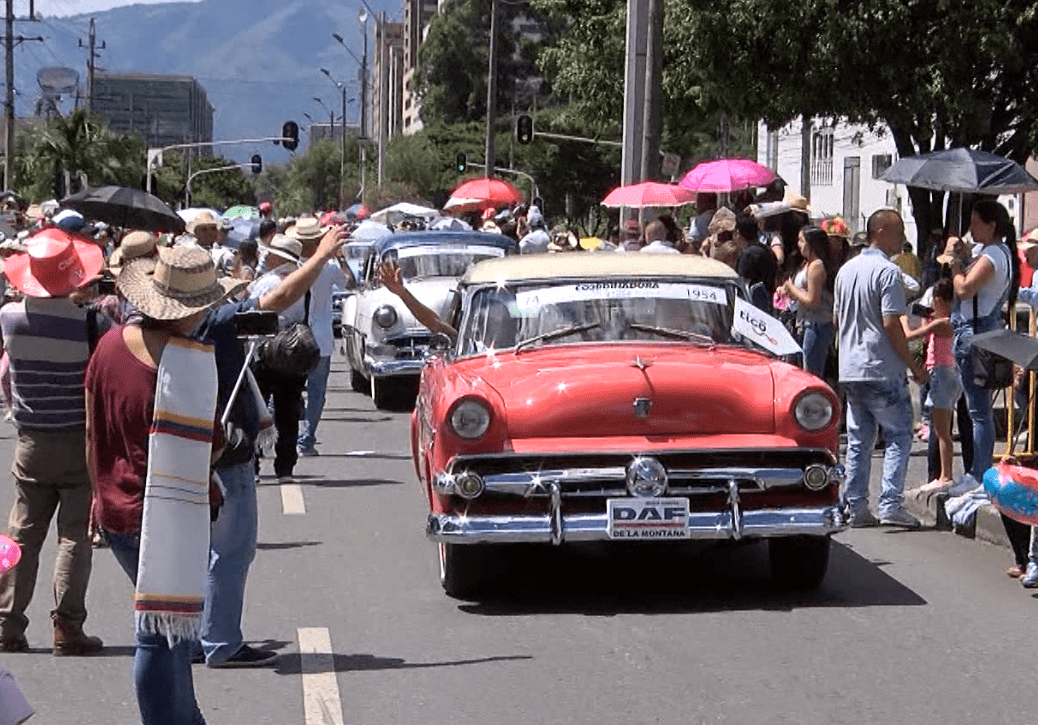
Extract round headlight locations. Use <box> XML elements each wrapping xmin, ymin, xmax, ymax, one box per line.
<box><xmin>373</xmin><ymin>305</ymin><xmax>398</xmax><ymax>328</ymax></box>
<box><xmin>449</xmin><ymin>399</ymin><xmax>491</xmax><ymax>439</ymax></box>
<box><xmin>803</xmin><ymin>464</ymin><xmax>829</xmax><ymax>491</ymax></box>
<box><xmin>794</xmin><ymin>392</ymin><xmax>834</xmax><ymax>431</ymax></box>
<box><xmin>626</xmin><ymin>456</ymin><xmax>669</xmax><ymax>497</ymax></box>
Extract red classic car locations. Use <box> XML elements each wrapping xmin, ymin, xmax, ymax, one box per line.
<box><xmin>411</xmin><ymin>253</ymin><xmax>845</xmax><ymax>598</ymax></box>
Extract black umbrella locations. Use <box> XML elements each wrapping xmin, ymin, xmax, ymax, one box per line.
<box><xmin>971</xmin><ymin>329</ymin><xmax>1038</xmax><ymax>371</ymax></box>
<box><xmin>61</xmin><ymin>185</ymin><xmax>185</xmax><ymax>234</ymax></box>
<box><xmin>880</xmin><ymin>148</ymin><xmax>1038</xmax><ymax>195</ymax></box>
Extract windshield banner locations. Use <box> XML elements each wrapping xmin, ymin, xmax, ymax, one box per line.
<box><xmin>514</xmin><ymin>282</ymin><xmax>726</xmax><ymax>312</ymax></box>
<box><xmin>732</xmin><ymin>297</ymin><xmax>802</xmax><ymax>355</ymax></box>
<box><xmin>395</xmin><ymin>245</ymin><xmax>505</xmax><ymax>259</ymax></box>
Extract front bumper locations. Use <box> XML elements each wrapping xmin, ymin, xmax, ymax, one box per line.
<box><xmin>427</xmin><ymin>504</ymin><xmax>845</xmax><ymax>544</ymax></box>
<box><xmin>364</xmin><ymin>338</ymin><xmax>429</xmax><ymax>377</ymax></box>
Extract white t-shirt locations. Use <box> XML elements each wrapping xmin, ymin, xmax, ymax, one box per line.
<box><xmin>307</xmin><ymin>259</ymin><xmax>350</xmax><ymax>357</ymax></box>
<box><xmin>961</xmin><ymin>243</ymin><xmax>1011</xmax><ymax>320</ymax></box>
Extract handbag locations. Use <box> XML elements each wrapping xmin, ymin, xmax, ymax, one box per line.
<box><xmin>969</xmin><ymin>272</ymin><xmax>1014</xmax><ymax>391</ymax></box>
<box><xmin>257</xmin><ymin>291</ymin><xmax>320</xmax><ymax>378</ymax></box>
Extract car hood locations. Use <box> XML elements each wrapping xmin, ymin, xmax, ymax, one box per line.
<box><xmin>455</xmin><ymin>344</ymin><xmax>777</xmax><ymax>438</ymax></box>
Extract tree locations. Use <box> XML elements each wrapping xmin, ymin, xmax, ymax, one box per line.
<box><xmin>150</xmin><ymin>151</ymin><xmax>256</xmax><ymax>211</ymax></box>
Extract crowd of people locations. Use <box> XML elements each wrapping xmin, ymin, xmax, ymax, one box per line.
<box><xmin>0</xmin><ymin>197</ymin><xmax>356</xmax><ymax>725</ymax></box>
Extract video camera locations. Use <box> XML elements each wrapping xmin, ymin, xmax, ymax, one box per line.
<box><xmin>233</xmin><ymin>310</ymin><xmax>279</xmax><ymax>339</ymax></box>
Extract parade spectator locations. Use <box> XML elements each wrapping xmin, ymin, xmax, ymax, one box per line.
<box><xmin>640</xmin><ymin>220</ymin><xmax>680</xmax><ymax>254</ymax></box>
<box><xmin>820</xmin><ymin>216</ymin><xmax>852</xmax><ymax>273</ymax></box>
<box><xmin>895</xmin><ymin>241</ymin><xmax>923</xmax><ymax>282</ymax></box>
<box><xmin>291</xmin><ymin>218</ymin><xmax>352</xmax><ymax>457</ymax></box>
<box><xmin>688</xmin><ymin>192</ymin><xmax>718</xmax><ymax>248</ymax></box>
<box><xmin>87</xmin><ymin>246</ymin><xmax>235</xmax><ymax>725</ymax></box>
<box><xmin>703</xmin><ymin>208</ymin><xmax>741</xmax><ymax>267</ymax></box>
<box><xmin>195</xmin><ymin>223</ymin><xmax>346</xmax><ymax>669</ymax></box>
<box><xmin>906</xmin><ymin>279</ymin><xmax>960</xmax><ymax>490</ymax></box>
<box><xmin>835</xmin><ymin>208</ymin><xmax>928</xmax><ymax>528</ymax></box>
<box><xmin>518</xmin><ymin>207</ymin><xmax>550</xmax><ymax>254</ymax></box>
<box><xmin>0</xmin><ymin>228</ymin><xmax>105</xmax><ymax>655</ymax></box>
<box><xmin>620</xmin><ymin>219</ymin><xmax>642</xmax><ymax>251</ymax></box>
<box><xmin>259</xmin><ymin>201</ymin><xmax>273</xmax><ymax>220</ymax></box>
<box><xmin>736</xmin><ymin>212</ymin><xmax>778</xmax><ymax>314</ymax></box>
<box><xmin>781</xmin><ymin>225</ymin><xmax>836</xmax><ymax>378</ymax></box>
<box><xmin>232</xmin><ymin>238</ymin><xmax>260</xmax><ymax>282</ymax></box>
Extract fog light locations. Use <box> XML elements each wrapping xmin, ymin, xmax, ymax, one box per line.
<box><xmin>803</xmin><ymin>464</ymin><xmax>829</xmax><ymax>491</ymax></box>
<box><xmin>455</xmin><ymin>472</ymin><xmax>485</xmax><ymax>499</ymax></box>
<box><xmin>433</xmin><ymin>473</ymin><xmax>456</xmax><ymax>495</ymax></box>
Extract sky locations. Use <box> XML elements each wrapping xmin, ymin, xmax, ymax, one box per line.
<box><xmin>27</xmin><ymin>0</ymin><xmax>203</xmax><ymax>17</ymax></box>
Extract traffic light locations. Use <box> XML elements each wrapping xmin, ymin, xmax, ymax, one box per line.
<box><xmin>455</xmin><ymin>152</ymin><xmax>467</xmax><ymax>173</ymax></box>
<box><xmin>251</xmin><ymin>154</ymin><xmax>262</xmax><ymax>175</ymax></box>
<box><xmin>282</xmin><ymin>121</ymin><xmax>299</xmax><ymax>151</ymax></box>
<box><xmin>516</xmin><ymin>114</ymin><xmax>534</xmax><ymax>145</ymax></box>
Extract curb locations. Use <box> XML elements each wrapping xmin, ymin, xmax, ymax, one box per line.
<box><xmin>902</xmin><ymin>482</ymin><xmax>1011</xmax><ymax>549</ymax></box>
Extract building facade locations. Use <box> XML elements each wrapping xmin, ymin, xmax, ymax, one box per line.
<box><xmin>373</xmin><ymin>21</ymin><xmax>406</xmax><ymax>143</ymax></box>
<box><xmin>401</xmin><ymin>0</ymin><xmax>439</xmax><ymax>134</ymax></box>
<box><xmin>91</xmin><ymin>72</ymin><xmax>214</xmax><ymax>151</ymax></box>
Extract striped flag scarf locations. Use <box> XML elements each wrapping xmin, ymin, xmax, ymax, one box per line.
<box><xmin>134</xmin><ymin>336</ymin><xmax>217</xmax><ymax>645</ymax></box>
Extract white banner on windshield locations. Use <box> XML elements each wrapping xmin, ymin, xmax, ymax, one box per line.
<box><xmin>732</xmin><ymin>297</ymin><xmax>802</xmax><ymax>356</ymax></box>
<box><xmin>514</xmin><ymin>282</ymin><xmax>727</xmax><ymax>312</ymax></box>
<box><xmin>395</xmin><ymin>244</ymin><xmax>505</xmax><ymax>259</ymax></box>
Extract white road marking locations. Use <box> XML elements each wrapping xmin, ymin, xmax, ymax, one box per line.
<box><xmin>298</xmin><ymin>627</ymin><xmax>344</xmax><ymax>725</ymax></box>
<box><xmin>342</xmin><ymin>450</ymin><xmax>376</xmax><ymax>456</ymax></box>
<box><xmin>281</xmin><ymin>483</ymin><xmax>306</xmax><ymax>515</ymax></box>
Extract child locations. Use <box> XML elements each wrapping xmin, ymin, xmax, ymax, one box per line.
<box><xmin>907</xmin><ymin>278</ymin><xmax>961</xmax><ymax>490</ymax></box>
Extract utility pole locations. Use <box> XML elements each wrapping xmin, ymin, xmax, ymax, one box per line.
<box><xmin>359</xmin><ymin>9</ymin><xmax>368</xmax><ymax>199</ymax></box>
<box><xmin>79</xmin><ymin>18</ymin><xmax>105</xmax><ymax>113</ymax></box>
<box><xmin>377</xmin><ymin>10</ymin><xmax>386</xmax><ymax>186</ymax></box>
<box><xmin>4</xmin><ymin>0</ymin><xmax>42</xmax><ymax>191</ymax></box>
<box><xmin>639</xmin><ymin>0</ymin><xmax>662</xmax><ymax>183</ymax></box>
<box><xmin>484</xmin><ymin>0</ymin><xmax>499</xmax><ymax>178</ymax></box>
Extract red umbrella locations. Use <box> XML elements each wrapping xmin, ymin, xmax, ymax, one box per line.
<box><xmin>601</xmin><ymin>181</ymin><xmax>695</xmax><ymax>208</ymax></box>
<box><xmin>449</xmin><ymin>177</ymin><xmax>524</xmax><ymax>209</ymax></box>
<box><xmin>678</xmin><ymin>158</ymin><xmax>777</xmax><ymax>193</ymax></box>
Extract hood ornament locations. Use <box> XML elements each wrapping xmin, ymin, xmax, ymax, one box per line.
<box><xmin>633</xmin><ymin>397</ymin><xmax>653</xmax><ymax>418</ymax></box>
<box><xmin>631</xmin><ymin>356</ymin><xmax>652</xmax><ymax>371</ymax></box>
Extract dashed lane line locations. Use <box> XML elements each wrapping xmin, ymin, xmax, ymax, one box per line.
<box><xmin>281</xmin><ymin>482</ymin><xmax>306</xmax><ymax>515</ymax></box>
<box><xmin>298</xmin><ymin>627</ymin><xmax>344</xmax><ymax>725</ymax></box>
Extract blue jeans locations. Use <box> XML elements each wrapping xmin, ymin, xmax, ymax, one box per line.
<box><xmin>107</xmin><ymin>531</ymin><xmax>206</xmax><ymax>725</ymax></box>
<box><xmin>842</xmin><ymin>378</ymin><xmax>914</xmax><ymax>517</ymax></box>
<box><xmin>802</xmin><ymin>320</ymin><xmax>835</xmax><ymax>378</ymax></box>
<box><xmin>201</xmin><ymin>461</ymin><xmax>258</xmax><ymax>665</ymax></box>
<box><xmin>953</xmin><ymin>317</ymin><xmax>1000</xmax><ymax>480</ymax></box>
<box><xmin>298</xmin><ymin>356</ymin><xmax>331</xmax><ymax>451</ymax></box>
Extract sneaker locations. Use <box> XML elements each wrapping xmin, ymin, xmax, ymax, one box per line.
<box><xmin>298</xmin><ymin>447</ymin><xmax>319</xmax><ymax>457</ymax></box>
<box><xmin>880</xmin><ymin>507</ymin><xmax>921</xmax><ymax>528</ymax></box>
<box><xmin>848</xmin><ymin>509</ymin><xmax>879</xmax><ymax>528</ymax></box>
<box><xmin>209</xmin><ymin>644</ymin><xmax>279</xmax><ymax>668</ymax></box>
<box><xmin>0</xmin><ymin>635</ymin><xmax>28</xmax><ymax>653</ymax></box>
<box><xmin>945</xmin><ymin>474</ymin><xmax>980</xmax><ymax>497</ymax></box>
<box><xmin>918</xmin><ymin>478</ymin><xmax>955</xmax><ymax>493</ymax></box>
<box><xmin>1022</xmin><ymin>562</ymin><xmax>1038</xmax><ymax>588</ymax></box>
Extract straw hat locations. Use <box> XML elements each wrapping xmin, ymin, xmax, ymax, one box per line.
<box><xmin>266</xmin><ymin>234</ymin><xmax>303</xmax><ymax>265</ymax></box>
<box><xmin>4</xmin><ymin>227</ymin><xmax>104</xmax><ymax>298</ymax></box>
<box><xmin>108</xmin><ymin>231</ymin><xmax>159</xmax><ymax>274</ymax></box>
<box><xmin>936</xmin><ymin>236</ymin><xmax>969</xmax><ymax>266</ymax></box>
<box><xmin>117</xmin><ymin>246</ymin><xmax>241</xmax><ymax>321</ymax></box>
<box><xmin>784</xmin><ymin>192</ymin><xmax>811</xmax><ymax>214</ymax></box>
<box><xmin>186</xmin><ymin>211</ymin><xmax>220</xmax><ymax>236</ymax></box>
<box><xmin>287</xmin><ymin>216</ymin><xmax>327</xmax><ymax>242</ymax></box>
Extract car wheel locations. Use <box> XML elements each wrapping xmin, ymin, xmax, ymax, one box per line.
<box><xmin>439</xmin><ymin>542</ymin><xmax>490</xmax><ymax>600</ymax></box>
<box><xmin>371</xmin><ymin>376</ymin><xmax>393</xmax><ymax>409</ymax></box>
<box><xmin>768</xmin><ymin>535</ymin><xmax>830</xmax><ymax>590</ymax></box>
<box><xmin>350</xmin><ymin>367</ymin><xmax>367</xmax><ymax>393</ymax></box>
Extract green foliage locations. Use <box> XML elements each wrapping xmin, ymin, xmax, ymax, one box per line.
<box><xmin>415</xmin><ymin>0</ymin><xmax>546</xmax><ymax>125</ymax></box>
<box><xmin>150</xmin><ymin>151</ymin><xmax>256</xmax><ymax>211</ymax></box>
<box><xmin>11</xmin><ymin>110</ymin><xmax>146</xmax><ymax>201</ymax></box>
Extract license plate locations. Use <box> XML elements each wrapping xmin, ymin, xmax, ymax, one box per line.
<box><xmin>607</xmin><ymin>497</ymin><xmax>690</xmax><ymax>540</ymax></box>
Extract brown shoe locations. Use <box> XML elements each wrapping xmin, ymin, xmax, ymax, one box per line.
<box><xmin>52</xmin><ymin>616</ymin><xmax>103</xmax><ymax>656</ymax></box>
<box><xmin>0</xmin><ymin>635</ymin><xmax>28</xmax><ymax>652</ymax></box>
<box><xmin>1007</xmin><ymin>565</ymin><xmax>1025</xmax><ymax>578</ymax></box>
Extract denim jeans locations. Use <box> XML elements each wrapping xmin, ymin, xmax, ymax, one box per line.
<box><xmin>952</xmin><ymin>315</ymin><xmax>1000</xmax><ymax>480</ymax></box>
<box><xmin>802</xmin><ymin>320</ymin><xmax>835</xmax><ymax>379</ymax></box>
<box><xmin>106</xmin><ymin>531</ymin><xmax>206</xmax><ymax>725</ymax></box>
<box><xmin>298</xmin><ymin>356</ymin><xmax>331</xmax><ymax>451</ymax></box>
<box><xmin>842</xmin><ymin>378</ymin><xmax>914</xmax><ymax>517</ymax></box>
<box><xmin>201</xmin><ymin>461</ymin><xmax>257</xmax><ymax>665</ymax></box>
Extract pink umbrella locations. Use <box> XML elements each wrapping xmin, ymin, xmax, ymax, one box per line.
<box><xmin>601</xmin><ymin>181</ymin><xmax>696</xmax><ymax>208</ymax></box>
<box><xmin>678</xmin><ymin>158</ymin><xmax>777</xmax><ymax>193</ymax></box>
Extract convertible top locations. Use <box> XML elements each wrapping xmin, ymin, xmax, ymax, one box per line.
<box><xmin>463</xmin><ymin>252</ymin><xmax>740</xmax><ymax>285</ymax></box>
<box><xmin>372</xmin><ymin>230</ymin><xmax>517</xmax><ymax>255</ymax></box>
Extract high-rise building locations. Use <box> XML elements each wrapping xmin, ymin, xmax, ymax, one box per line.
<box><xmin>373</xmin><ymin>21</ymin><xmax>406</xmax><ymax>143</ymax></box>
<box><xmin>91</xmin><ymin>72</ymin><xmax>214</xmax><ymax>151</ymax></box>
<box><xmin>402</xmin><ymin>0</ymin><xmax>439</xmax><ymax>134</ymax></box>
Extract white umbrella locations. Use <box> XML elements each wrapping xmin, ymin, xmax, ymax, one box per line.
<box><xmin>429</xmin><ymin>217</ymin><xmax>472</xmax><ymax>231</ymax></box>
<box><xmin>350</xmin><ymin>219</ymin><xmax>393</xmax><ymax>242</ymax></box>
<box><xmin>370</xmin><ymin>202</ymin><xmax>439</xmax><ymax>224</ymax></box>
<box><xmin>177</xmin><ymin>207</ymin><xmax>223</xmax><ymax>225</ymax></box>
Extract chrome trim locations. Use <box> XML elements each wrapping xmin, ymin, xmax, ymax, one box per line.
<box><xmin>626</xmin><ymin>456</ymin><xmax>668</xmax><ymax>497</ymax></box>
<box><xmin>426</xmin><ymin>505</ymin><xmax>846</xmax><ymax>544</ymax></box>
<box><xmin>549</xmin><ymin>483</ymin><xmax>562</xmax><ymax>546</ymax></box>
<box><xmin>364</xmin><ymin>357</ymin><xmax>425</xmax><ymax>377</ymax></box>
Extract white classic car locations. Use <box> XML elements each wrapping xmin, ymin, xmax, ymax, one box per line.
<box><xmin>341</xmin><ymin>231</ymin><xmax>518</xmax><ymax>408</ymax></box>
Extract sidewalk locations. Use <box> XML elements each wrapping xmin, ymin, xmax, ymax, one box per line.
<box><xmin>869</xmin><ymin>434</ymin><xmax>1012</xmax><ymax>549</ymax></box>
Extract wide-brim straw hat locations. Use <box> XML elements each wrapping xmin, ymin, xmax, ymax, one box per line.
<box><xmin>5</xmin><ymin>227</ymin><xmax>104</xmax><ymax>298</ymax></box>
<box><xmin>266</xmin><ymin>234</ymin><xmax>303</xmax><ymax>265</ymax></box>
<box><xmin>117</xmin><ymin>246</ymin><xmax>242</xmax><ymax>320</ymax></box>
<box><xmin>186</xmin><ymin>211</ymin><xmax>221</xmax><ymax>235</ymax></box>
<box><xmin>109</xmin><ymin>231</ymin><xmax>159</xmax><ymax>275</ymax></box>
<box><xmin>287</xmin><ymin>216</ymin><xmax>328</xmax><ymax>242</ymax></box>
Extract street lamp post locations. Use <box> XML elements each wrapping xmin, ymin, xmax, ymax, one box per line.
<box><xmin>313</xmin><ymin>96</ymin><xmax>334</xmax><ymax>141</ymax></box>
<box><xmin>358</xmin><ymin>9</ymin><xmax>369</xmax><ymax>199</ymax></box>
<box><xmin>321</xmin><ymin>69</ymin><xmax>353</xmax><ymax>209</ymax></box>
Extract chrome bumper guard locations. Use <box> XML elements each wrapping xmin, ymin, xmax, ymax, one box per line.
<box><xmin>427</xmin><ymin>504</ymin><xmax>845</xmax><ymax>545</ymax></box>
<box><xmin>365</xmin><ymin>357</ymin><xmax>424</xmax><ymax>377</ymax></box>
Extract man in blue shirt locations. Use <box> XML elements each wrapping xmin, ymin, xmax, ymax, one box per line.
<box><xmin>194</xmin><ymin>225</ymin><xmax>346</xmax><ymax>668</ymax></box>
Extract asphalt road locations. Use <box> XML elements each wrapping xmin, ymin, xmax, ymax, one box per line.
<box><xmin>1</xmin><ymin>354</ymin><xmax>1034</xmax><ymax>725</ymax></box>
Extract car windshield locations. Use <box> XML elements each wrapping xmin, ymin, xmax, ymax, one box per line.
<box><xmin>383</xmin><ymin>244</ymin><xmax>506</xmax><ymax>280</ymax></box>
<box><xmin>344</xmin><ymin>243</ymin><xmax>372</xmax><ymax>261</ymax></box>
<box><xmin>458</xmin><ymin>278</ymin><xmax>746</xmax><ymax>355</ymax></box>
